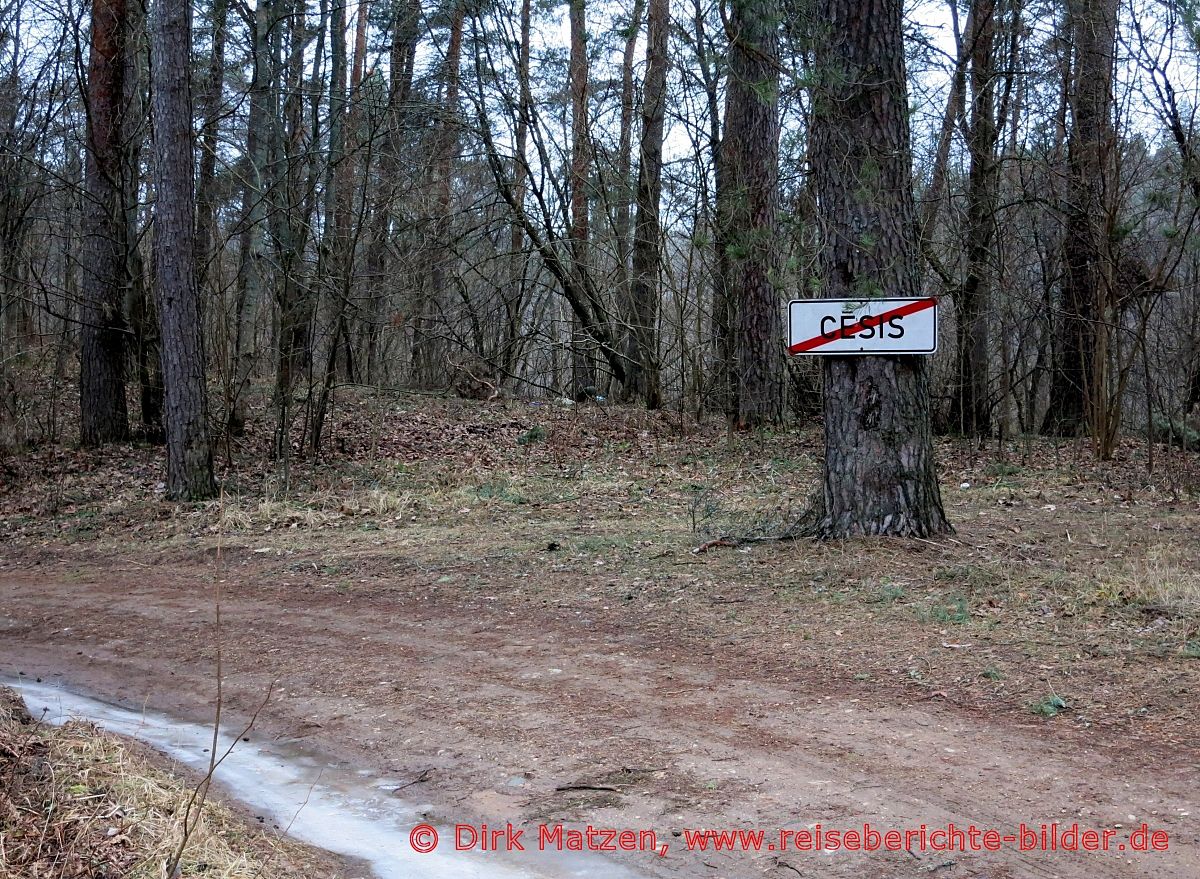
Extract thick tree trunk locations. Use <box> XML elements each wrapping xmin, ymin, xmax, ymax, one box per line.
<box><xmin>309</xmin><ymin>0</ymin><xmax>351</xmax><ymax>453</ymax></box>
<box><xmin>364</xmin><ymin>0</ymin><xmax>420</xmax><ymax>385</ymax></box>
<box><xmin>319</xmin><ymin>0</ymin><xmax>347</xmax><ymax>283</ymax></box>
<box><xmin>625</xmin><ymin>0</ymin><xmax>666</xmax><ymax>409</ymax></box>
<box><xmin>613</xmin><ymin>0</ymin><xmax>646</xmax><ymax>402</ymax></box>
<box><xmin>151</xmin><ymin>0</ymin><xmax>216</xmax><ymax>499</ymax></box>
<box><xmin>720</xmin><ymin>0</ymin><xmax>784</xmax><ymax>427</ymax></box>
<box><xmin>0</xmin><ymin>38</ymin><xmax>30</xmax><ymax>408</ymax></box>
<box><xmin>228</xmin><ymin>0</ymin><xmax>276</xmax><ymax>436</ymax></box>
<box><xmin>0</xmin><ymin>46</ymin><xmax>27</xmax><ymax>387</ymax></box>
<box><xmin>614</xmin><ymin>0</ymin><xmax>645</xmax><ymax>282</ymax></box>
<box><xmin>568</xmin><ymin>0</ymin><xmax>595</xmax><ymax>397</ymax></box>
<box><xmin>500</xmin><ymin>0</ymin><xmax>533</xmax><ymax>386</ymax></box>
<box><xmin>360</xmin><ymin>0</ymin><xmax>422</xmax><ymax>384</ymax></box>
<box><xmin>79</xmin><ymin>0</ymin><xmax>130</xmax><ymax>446</ymax></box>
<box><xmin>121</xmin><ymin>3</ymin><xmax>161</xmax><ymax>440</ymax></box>
<box><xmin>1043</xmin><ymin>0</ymin><xmax>1118</xmax><ymax>446</ymax></box>
<box><xmin>413</xmin><ymin>2</ymin><xmax>463</xmax><ymax>387</ymax></box>
<box><xmin>272</xmin><ymin>0</ymin><xmax>319</xmax><ymax>460</ymax></box>
<box><xmin>948</xmin><ymin>0</ymin><xmax>998</xmax><ymax>437</ymax></box>
<box><xmin>810</xmin><ymin>0</ymin><xmax>951</xmax><ymax>537</ymax></box>
<box><xmin>693</xmin><ymin>0</ymin><xmax>729</xmax><ymax>415</ymax></box>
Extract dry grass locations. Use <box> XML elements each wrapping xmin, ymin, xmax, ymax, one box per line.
<box><xmin>1087</xmin><ymin>545</ymin><xmax>1200</xmax><ymax>614</ymax></box>
<box><xmin>209</xmin><ymin>486</ymin><xmax>417</xmax><ymax>532</ymax></box>
<box><xmin>0</xmin><ymin>687</ymin><xmax>343</xmax><ymax>879</ymax></box>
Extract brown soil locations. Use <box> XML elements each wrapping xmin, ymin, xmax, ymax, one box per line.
<box><xmin>2</xmin><ymin>396</ymin><xmax>1198</xmax><ymax>878</ymax></box>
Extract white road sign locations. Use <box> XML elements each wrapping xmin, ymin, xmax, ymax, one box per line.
<box><xmin>787</xmin><ymin>297</ymin><xmax>939</xmax><ymax>355</ymax></box>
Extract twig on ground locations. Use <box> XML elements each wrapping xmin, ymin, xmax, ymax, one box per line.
<box><xmin>693</xmin><ymin>538</ymin><xmax>739</xmax><ymax>554</ymax></box>
<box><xmin>390</xmin><ymin>768</ymin><xmax>433</xmax><ymax>792</ymax></box>
<box><xmin>692</xmin><ymin>494</ymin><xmax>825</xmax><ymax>552</ymax></box>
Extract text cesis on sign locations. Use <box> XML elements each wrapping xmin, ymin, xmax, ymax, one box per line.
<box><xmin>787</xmin><ymin>297</ymin><xmax>939</xmax><ymax>355</ymax></box>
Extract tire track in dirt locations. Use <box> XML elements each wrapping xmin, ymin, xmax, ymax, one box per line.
<box><xmin>1</xmin><ymin>564</ymin><xmax>1196</xmax><ymax>879</ymax></box>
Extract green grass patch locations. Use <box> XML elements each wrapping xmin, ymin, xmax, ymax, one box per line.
<box><xmin>933</xmin><ymin>565</ymin><xmax>1001</xmax><ymax>591</ymax></box>
<box><xmin>473</xmin><ymin>479</ymin><xmax>527</xmax><ymax>505</ymax></box>
<box><xmin>1030</xmin><ymin>694</ymin><xmax>1069</xmax><ymax>717</ymax></box>
<box><xmin>574</xmin><ymin>535</ymin><xmax>632</xmax><ymax>553</ymax></box>
<box><xmin>918</xmin><ymin>593</ymin><xmax>970</xmax><ymax>624</ymax></box>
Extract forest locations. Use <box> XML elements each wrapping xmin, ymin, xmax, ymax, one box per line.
<box><xmin>3</xmin><ymin>2</ymin><xmax>1200</xmax><ymax>876</ymax></box>
<box><xmin>1</xmin><ymin>0</ymin><xmax>1197</xmax><ymax>496</ymax></box>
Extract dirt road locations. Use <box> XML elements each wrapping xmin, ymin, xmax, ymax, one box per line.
<box><xmin>3</xmin><ymin>403</ymin><xmax>1198</xmax><ymax>877</ymax></box>
<box><xmin>2</xmin><ymin>548</ymin><xmax>1196</xmax><ymax>879</ymax></box>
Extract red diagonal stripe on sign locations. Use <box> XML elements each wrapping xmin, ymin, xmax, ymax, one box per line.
<box><xmin>788</xmin><ymin>297</ymin><xmax>938</xmax><ymax>354</ymax></box>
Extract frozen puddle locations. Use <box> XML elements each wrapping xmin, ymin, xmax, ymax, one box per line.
<box><xmin>9</xmin><ymin>679</ymin><xmax>647</xmax><ymax>879</ymax></box>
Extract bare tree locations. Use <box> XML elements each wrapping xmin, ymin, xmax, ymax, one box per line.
<box><xmin>947</xmin><ymin>0</ymin><xmax>1001</xmax><ymax>437</ymax></box>
<box><xmin>228</xmin><ymin>0</ymin><xmax>276</xmax><ymax>437</ymax></box>
<box><xmin>79</xmin><ymin>0</ymin><xmax>131</xmax><ymax>446</ymax></box>
<box><xmin>568</xmin><ymin>0</ymin><xmax>596</xmax><ymax>396</ymax></box>
<box><xmin>721</xmin><ymin>0</ymin><xmax>784</xmax><ymax>427</ymax></box>
<box><xmin>625</xmin><ymin>0</ymin><xmax>667</xmax><ymax>408</ymax></box>
<box><xmin>4</xmin><ymin>0</ymin><xmax>1200</xmax><ymax>464</ymax></box>
<box><xmin>150</xmin><ymin>0</ymin><xmax>216</xmax><ymax>499</ymax></box>
<box><xmin>501</xmin><ymin>0</ymin><xmax>533</xmax><ymax>385</ymax></box>
<box><xmin>1043</xmin><ymin>0</ymin><xmax>1119</xmax><ymax>447</ymax></box>
<box><xmin>612</xmin><ymin>0</ymin><xmax>646</xmax><ymax>401</ymax></box>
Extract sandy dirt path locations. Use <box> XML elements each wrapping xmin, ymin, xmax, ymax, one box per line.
<box><xmin>2</xmin><ymin>552</ymin><xmax>1196</xmax><ymax>879</ymax></box>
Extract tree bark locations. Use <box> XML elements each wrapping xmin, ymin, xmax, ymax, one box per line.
<box><xmin>500</xmin><ymin>0</ymin><xmax>534</xmax><ymax>386</ymax></box>
<box><xmin>122</xmin><ymin>3</ymin><xmax>161</xmax><ymax>440</ymax></box>
<box><xmin>721</xmin><ymin>0</ymin><xmax>784</xmax><ymax>427</ymax></box>
<box><xmin>272</xmin><ymin>0</ymin><xmax>319</xmax><ymax>461</ymax></box>
<box><xmin>568</xmin><ymin>0</ymin><xmax>595</xmax><ymax>397</ymax></box>
<box><xmin>414</xmin><ymin>2</ymin><xmax>463</xmax><ymax>387</ymax></box>
<box><xmin>228</xmin><ymin>0</ymin><xmax>276</xmax><ymax>436</ymax></box>
<box><xmin>79</xmin><ymin>0</ymin><xmax>130</xmax><ymax>446</ymax></box>
<box><xmin>625</xmin><ymin>0</ymin><xmax>666</xmax><ymax>408</ymax></box>
<box><xmin>613</xmin><ymin>0</ymin><xmax>646</xmax><ymax>401</ymax></box>
<box><xmin>810</xmin><ymin>0</ymin><xmax>951</xmax><ymax>537</ymax></box>
<box><xmin>947</xmin><ymin>0</ymin><xmax>998</xmax><ymax>437</ymax></box>
<box><xmin>151</xmin><ymin>0</ymin><xmax>216</xmax><ymax>499</ymax></box>
<box><xmin>364</xmin><ymin>0</ymin><xmax>421</xmax><ymax>385</ymax></box>
<box><xmin>693</xmin><ymin>0</ymin><xmax>730</xmax><ymax>415</ymax></box>
<box><xmin>1042</xmin><ymin>0</ymin><xmax>1119</xmax><ymax>450</ymax></box>
<box><xmin>309</xmin><ymin>0</ymin><xmax>352</xmax><ymax>454</ymax></box>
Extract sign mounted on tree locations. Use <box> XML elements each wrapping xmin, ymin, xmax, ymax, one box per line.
<box><xmin>787</xmin><ymin>298</ymin><xmax>939</xmax><ymax>355</ymax></box>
